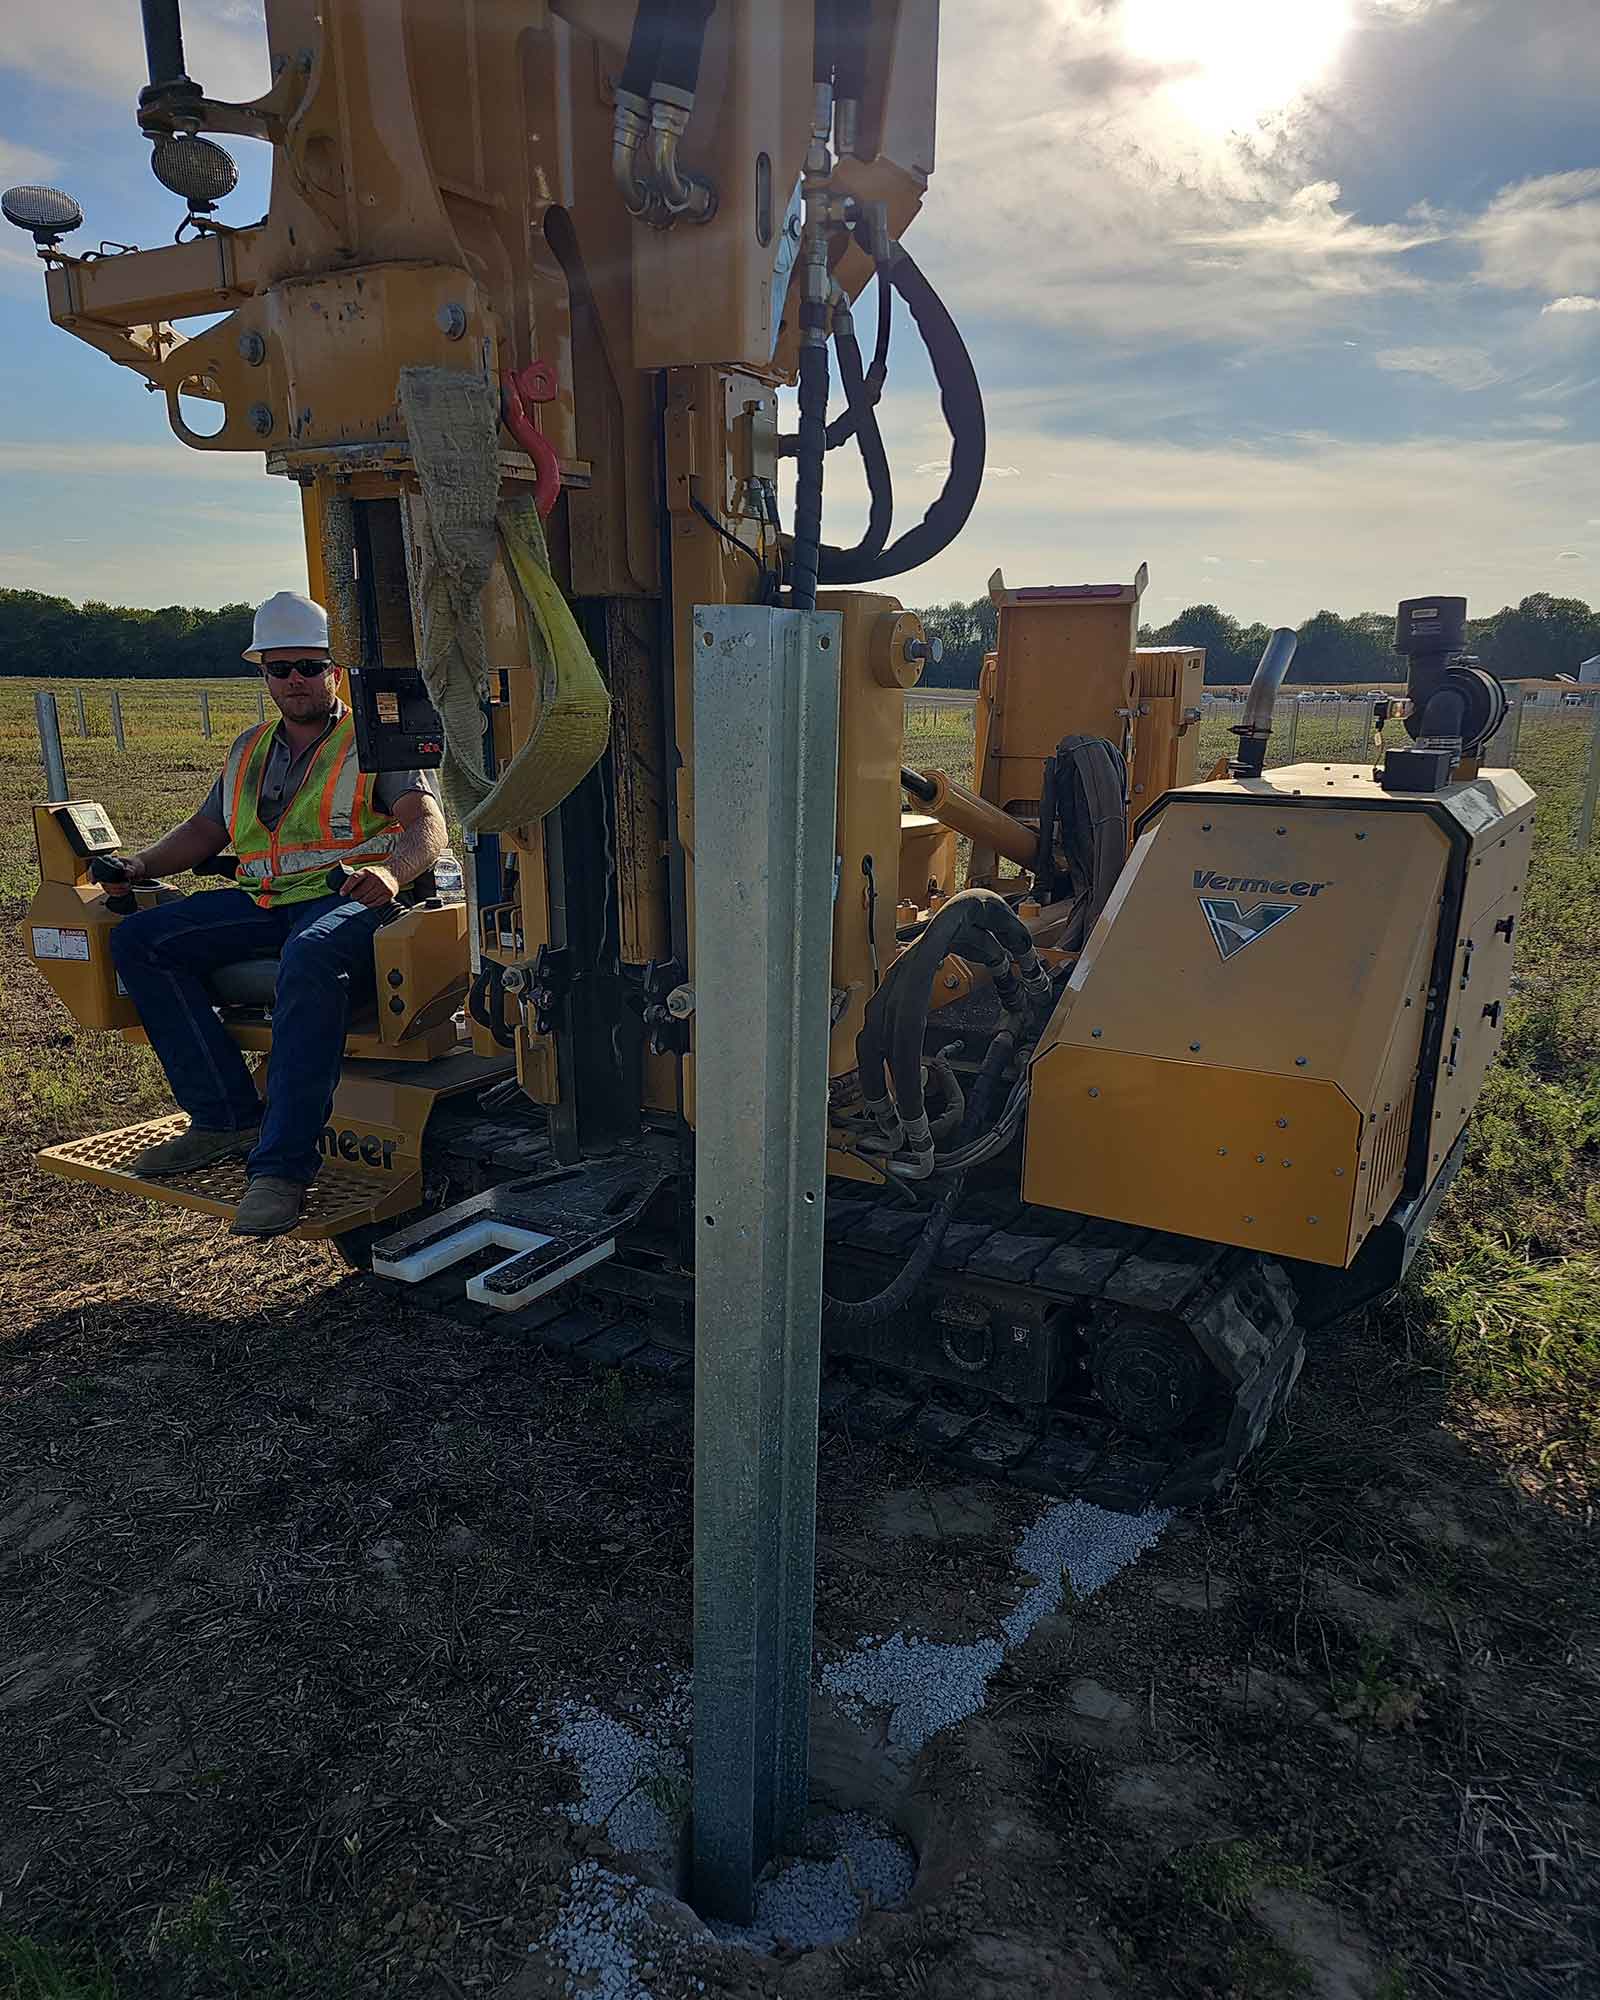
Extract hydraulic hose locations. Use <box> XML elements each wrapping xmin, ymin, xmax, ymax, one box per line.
<box><xmin>813</xmin><ymin>0</ymin><xmax>839</xmax><ymax>85</ymax></box>
<box><xmin>140</xmin><ymin>0</ymin><xmax>188</xmax><ymax>86</ymax></box>
<box><xmin>830</xmin><ymin>300</ymin><xmax>893</xmax><ymax>564</ymax></box>
<box><xmin>789</xmin><ymin>315</ymin><xmax>830</xmax><ymax>610</ymax></box>
<box><xmin>822</xmin><ymin>1022</ymin><xmax>1016</xmax><ymax>1328</ymax></box>
<box><xmin>781</xmin><ymin>259</ymin><xmax>892</xmax><ymax>458</ymax></box>
<box><xmin>856</xmin><ymin>888</ymin><xmax>1042</xmax><ymax>1145</ymax></box>
<box><xmin>817</xmin><ymin>247</ymin><xmax>985</xmax><ymax>586</ymax></box>
<box><xmin>618</xmin><ymin>0</ymin><xmax>668</xmax><ymax>99</ymax></box>
<box><xmin>654</xmin><ymin>0</ymin><xmax>716</xmax><ymax>95</ymax></box>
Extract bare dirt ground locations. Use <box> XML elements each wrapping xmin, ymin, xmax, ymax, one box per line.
<box><xmin>2</xmin><ymin>714</ymin><xmax>1597</xmax><ymax>2000</ymax></box>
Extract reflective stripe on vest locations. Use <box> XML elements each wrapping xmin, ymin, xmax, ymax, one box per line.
<box><xmin>226</xmin><ymin>713</ymin><xmax>398</xmax><ymax>907</ymax></box>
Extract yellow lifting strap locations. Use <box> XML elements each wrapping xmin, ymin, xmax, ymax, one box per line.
<box><xmin>397</xmin><ymin>366</ymin><xmax>611</xmax><ymax>836</ymax></box>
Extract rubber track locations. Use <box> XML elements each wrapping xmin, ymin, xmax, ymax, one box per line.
<box><xmin>368</xmin><ymin>1130</ymin><xmax>1304</xmax><ymax>1514</ymax></box>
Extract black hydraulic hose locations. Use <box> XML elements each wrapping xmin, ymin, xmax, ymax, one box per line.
<box><xmin>654</xmin><ymin>0</ymin><xmax>717</xmax><ymax>96</ymax></box>
<box><xmin>900</xmin><ymin>765</ymin><xmax>937</xmax><ymax>803</ymax></box>
<box><xmin>832</xmin><ymin>306</ymin><xmax>892</xmax><ymax>563</ymax></box>
<box><xmin>789</xmin><ymin>317</ymin><xmax>830</xmax><ymax>611</ymax></box>
<box><xmin>856</xmin><ymin>888</ymin><xmax>1036</xmax><ymax>1127</ymax></box>
<box><xmin>619</xmin><ymin>0</ymin><xmax>669</xmax><ymax>98</ymax></box>
<box><xmin>832</xmin><ymin>1</ymin><xmax>871</xmax><ymax>106</ymax></box>
<box><xmin>814</xmin><ymin>0</ymin><xmax>839</xmax><ymax>84</ymax></box>
<box><xmin>817</xmin><ymin>247</ymin><xmax>985</xmax><ymax>586</ymax></box>
<box><xmin>779</xmin><ymin>259</ymin><xmax>892</xmax><ymax>459</ymax></box>
<box><xmin>822</xmin><ymin>1026</ymin><xmax>1015</xmax><ymax>1329</ymax></box>
<box><xmin>140</xmin><ymin>0</ymin><xmax>188</xmax><ymax>86</ymax></box>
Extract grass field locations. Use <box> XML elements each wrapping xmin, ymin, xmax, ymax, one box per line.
<box><xmin>0</xmin><ymin>686</ymin><xmax>1595</xmax><ymax>2000</ymax></box>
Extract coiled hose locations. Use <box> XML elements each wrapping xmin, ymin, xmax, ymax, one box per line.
<box><xmin>830</xmin><ymin>298</ymin><xmax>892</xmax><ymax>564</ymax></box>
<box><xmin>816</xmin><ymin>247</ymin><xmax>985</xmax><ymax>586</ymax></box>
<box><xmin>822</xmin><ymin>1022</ymin><xmax>1018</xmax><ymax>1329</ymax></box>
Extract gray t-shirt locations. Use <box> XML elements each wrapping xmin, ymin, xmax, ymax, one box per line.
<box><xmin>200</xmin><ymin>703</ymin><xmax>439</xmax><ymax>833</ymax></box>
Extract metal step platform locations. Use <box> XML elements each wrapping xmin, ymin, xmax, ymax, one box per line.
<box><xmin>371</xmin><ymin>1156</ymin><xmax>671</xmax><ymax>1311</ymax></box>
<box><xmin>36</xmin><ymin>1115</ymin><xmax>422</xmax><ymax>1239</ymax></box>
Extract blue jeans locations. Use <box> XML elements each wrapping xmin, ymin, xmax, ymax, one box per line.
<box><xmin>110</xmin><ymin>888</ymin><xmax>392</xmax><ymax>1185</ymax></box>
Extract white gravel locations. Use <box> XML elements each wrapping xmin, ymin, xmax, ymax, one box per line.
<box><xmin>547</xmin><ymin>1700</ymin><xmax>687</xmax><ymax>1856</ymax></box>
<box><xmin>710</xmin><ymin>1809</ymin><xmax>916</xmax><ymax>1953</ymax></box>
<box><xmin>535</xmin><ymin>1498</ymin><xmax>1170</xmax><ymax>1988</ymax></box>
<box><xmin>547</xmin><ymin>1860</ymin><xmax>706</xmax><ymax>2000</ymax></box>
<box><xmin>822</xmin><ymin>1499</ymin><xmax>1170</xmax><ymax>1750</ymax></box>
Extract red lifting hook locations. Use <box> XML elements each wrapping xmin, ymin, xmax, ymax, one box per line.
<box><xmin>500</xmin><ymin>360</ymin><xmax>562</xmax><ymax>520</ymax></box>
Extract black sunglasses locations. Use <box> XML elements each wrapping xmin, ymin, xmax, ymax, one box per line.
<box><xmin>261</xmin><ymin>659</ymin><xmax>333</xmax><ymax>681</ymax></box>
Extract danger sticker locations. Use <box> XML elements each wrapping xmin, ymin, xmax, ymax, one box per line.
<box><xmin>32</xmin><ymin>925</ymin><xmax>91</xmax><ymax>962</ymax></box>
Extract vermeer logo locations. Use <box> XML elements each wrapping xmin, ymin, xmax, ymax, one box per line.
<box><xmin>1192</xmin><ymin>870</ymin><xmax>1331</xmax><ymax>898</ymax></box>
<box><xmin>1198</xmin><ymin>897</ymin><xmax>1298</xmax><ymax>961</ymax></box>
<box><xmin>1193</xmin><ymin>870</ymin><xmax>1331</xmax><ymax>962</ymax></box>
<box><xmin>320</xmin><ymin>1125</ymin><xmax>399</xmax><ymax>1170</ymax></box>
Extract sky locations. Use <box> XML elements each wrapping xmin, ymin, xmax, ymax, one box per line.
<box><xmin>1</xmin><ymin>0</ymin><xmax>1597</xmax><ymax>628</ymax></box>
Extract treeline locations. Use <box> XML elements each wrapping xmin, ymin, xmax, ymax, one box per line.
<box><xmin>907</xmin><ymin>592</ymin><xmax>1600</xmax><ymax>688</ymax></box>
<box><xmin>0</xmin><ymin>590</ymin><xmax>254</xmax><ymax>679</ymax></box>
<box><xmin>5</xmin><ymin>582</ymin><xmax>1596</xmax><ymax>689</ymax></box>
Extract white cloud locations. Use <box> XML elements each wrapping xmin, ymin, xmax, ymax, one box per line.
<box><xmin>1374</xmin><ymin>346</ymin><xmax>1502</xmax><ymax>391</ymax></box>
<box><xmin>0</xmin><ymin>1</ymin><xmax>269</xmax><ymax>104</ymax></box>
<box><xmin>0</xmin><ymin>442</ymin><xmax>262</xmax><ymax>477</ymax></box>
<box><xmin>914</xmin><ymin>5</ymin><xmax>1441</xmax><ymax>345</ymax></box>
<box><xmin>0</xmin><ymin>138</ymin><xmax>56</xmax><ymax>183</ymax></box>
<box><xmin>1470</xmin><ymin>170</ymin><xmax>1600</xmax><ymax>298</ymax></box>
<box><xmin>1543</xmin><ymin>295</ymin><xmax>1600</xmax><ymax>315</ymax></box>
<box><xmin>820</xmin><ymin>387</ymin><xmax>1600</xmax><ymax>621</ymax></box>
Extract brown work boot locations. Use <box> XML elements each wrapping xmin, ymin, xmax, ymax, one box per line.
<box><xmin>230</xmin><ymin>1177</ymin><xmax>307</xmax><ymax>1239</ymax></box>
<box><xmin>131</xmin><ymin>1123</ymin><xmax>261</xmax><ymax>1178</ymax></box>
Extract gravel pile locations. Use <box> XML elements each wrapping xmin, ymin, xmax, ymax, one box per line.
<box><xmin>547</xmin><ymin>1860</ymin><xmax>708</xmax><ymax>2000</ymax></box>
<box><xmin>710</xmin><ymin>1810</ymin><xmax>916</xmax><ymax>1954</ymax></box>
<box><xmin>823</xmin><ymin>1500</ymin><xmax>1170</xmax><ymax>1750</ymax></box>
<box><xmin>547</xmin><ymin>1701</ymin><xmax>687</xmax><ymax>1856</ymax></box>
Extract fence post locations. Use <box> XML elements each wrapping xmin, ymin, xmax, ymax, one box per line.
<box><xmin>110</xmin><ymin>690</ymin><xmax>126</xmax><ymax>752</ymax></box>
<box><xmin>73</xmin><ymin>686</ymin><xmax>88</xmax><ymax>737</ymax></box>
<box><xmin>690</xmin><ymin>603</ymin><xmax>840</xmax><ymax>1924</ymax></box>
<box><xmin>1578</xmin><ymin>699</ymin><xmax>1600</xmax><ymax>853</ymax></box>
<box><xmin>35</xmin><ymin>691</ymin><xmax>69</xmax><ymax>801</ymax></box>
<box><xmin>1283</xmin><ymin>699</ymin><xmax>1300</xmax><ymax>763</ymax></box>
<box><xmin>199</xmin><ymin>688</ymin><xmax>212</xmax><ymax>739</ymax></box>
<box><xmin>257</xmin><ymin>687</ymin><xmax>267</xmax><ymax>723</ymax></box>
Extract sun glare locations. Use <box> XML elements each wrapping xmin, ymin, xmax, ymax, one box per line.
<box><xmin>1122</xmin><ymin>0</ymin><xmax>1351</xmax><ymax>133</ymax></box>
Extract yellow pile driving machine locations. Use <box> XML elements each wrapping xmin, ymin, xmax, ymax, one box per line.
<box><xmin>12</xmin><ymin>0</ymin><xmax>1532</xmax><ymax>1510</ymax></box>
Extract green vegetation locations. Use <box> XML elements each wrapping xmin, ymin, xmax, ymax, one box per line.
<box><xmin>1402</xmin><ymin>713</ymin><xmax>1600</xmax><ymax>1489</ymax></box>
<box><xmin>0</xmin><ymin>1934</ymin><xmax>116</xmax><ymax>2000</ymax></box>
<box><xmin>1172</xmin><ymin>1839</ymin><xmax>1316</xmax><ymax>1919</ymax></box>
<box><xmin>903</xmin><ymin>589</ymin><xmax>1600</xmax><ymax>689</ymax></box>
<box><xmin>1146</xmin><ymin>592</ymin><xmax>1600</xmax><ymax>688</ymax></box>
<box><xmin>0</xmin><ymin>592</ymin><xmax>252</xmax><ymax>682</ymax></box>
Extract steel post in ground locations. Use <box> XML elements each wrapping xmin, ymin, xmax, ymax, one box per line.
<box><xmin>35</xmin><ymin>691</ymin><xmax>69</xmax><ymax>801</ymax></box>
<box><xmin>110</xmin><ymin>690</ymin><xmax>126</xmax><ymax>751</ymax></box>
<box><xmin>1283</xmin><ymin>698</ymin><xmax>1300</xmax><ymax>763</ymax></box>
<box><xmin>199</xmin><ymin>688</ymin><xmax>212</xmax><ymax>739</ymax></box>
<box><xmin>690</xmin><ymin>603</ymin><xmax>841</xmax><ymax>1925</ymax></box>
<box><xmin>73</xmin><ymin>686</ymin><xmax>88</xmax><ymax>737</ymax></box>
<box><xmin>257</xmin><ymin>687</ymin><xmax>267</xmax><ymax>723</ymax></box>
<box><xmin>1577</xmin><ymin>697</ymin><xmax>1600</xmax><ymax>851</ymax></box>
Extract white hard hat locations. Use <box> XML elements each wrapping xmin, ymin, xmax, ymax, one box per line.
<box><xmin>243</xmin><ymin>590</ymin><xmax>330</xmax><ymax>663</ymax></box>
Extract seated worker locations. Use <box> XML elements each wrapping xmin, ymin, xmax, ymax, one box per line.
<box><xmin>105</xmin><ymin>590</ymin><xmax>449</xmax><ymax>1240</ymax></box>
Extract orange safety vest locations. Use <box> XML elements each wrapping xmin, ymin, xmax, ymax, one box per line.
<box><xmin>223</xmin><ymin>713</ymin><xmax>399</xmax><ymax>908</ymax></box>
